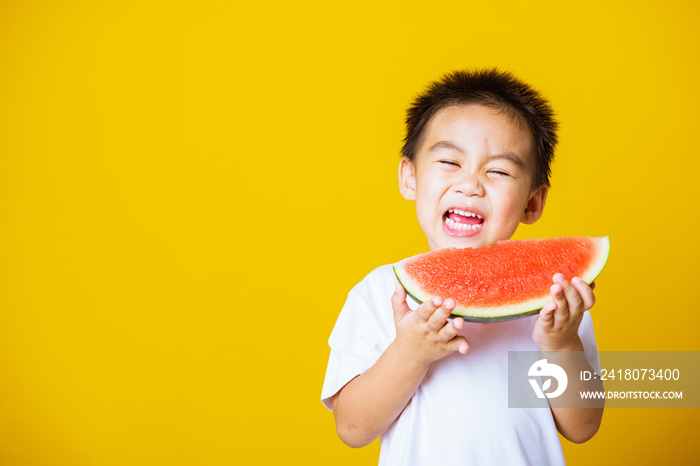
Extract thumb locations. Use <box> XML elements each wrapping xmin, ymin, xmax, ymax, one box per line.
<box><xmin>454</xmin><ymin>336</ymin><xmax>470</xmax><ymax>355</ymax></box>
<box><xmin>391</xmin><ymin>283</ymin><xmax>412</xmax><ymax>320</ymax></box>
<box><xmin>538</xmin><ymin>301</ymin><xmax>556</xmax><ymax>325</ymax></box>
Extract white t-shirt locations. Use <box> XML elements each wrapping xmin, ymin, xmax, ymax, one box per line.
<box><xmin>321</xmin><ymin>264</ymin><xmax>601</xmax><ymax>466</ymax></box>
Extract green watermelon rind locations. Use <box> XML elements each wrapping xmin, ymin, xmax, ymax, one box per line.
<box><xmin>393</xmin><ymin>236</ymin><xmax>611</xmax><ymax>323</ymax></box>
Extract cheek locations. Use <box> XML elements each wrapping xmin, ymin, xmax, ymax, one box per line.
<box><xmin>415</xmin><ymin>179</ymin><xmax>443</xmax><ymax>207</ymax></box>
<box><xmin>491</xmin><ymin>190</ymin><xmax>528</xmax><ymax>223</ymax></box>
<box><xmin>415</xmin><ymin>197</ymin><xmax>439</xmax><ymax>225</ymax></box>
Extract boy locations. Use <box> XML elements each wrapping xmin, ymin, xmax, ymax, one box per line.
<box><xmin>321</xmin><ymin>69</ymin><xmax>603</xmax><ymax>465</ymax></box>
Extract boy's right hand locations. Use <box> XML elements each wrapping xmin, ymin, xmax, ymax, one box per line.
<box><xmin>390</xmin><ymin>283</ymin><xmax>470</xmax><ymax>367</ymax></box>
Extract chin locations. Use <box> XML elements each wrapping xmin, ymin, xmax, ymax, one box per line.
<box><xmin>431</xmin><ymin>236</ymin><xmax>484</xmax><ymax>251</ymax></box>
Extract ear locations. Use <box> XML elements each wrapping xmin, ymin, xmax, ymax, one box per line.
<box><xmin>398</xmin><ymin>157</ymin><xmax>416</xmax><ymax>201</ymax></box>
<box><xmin>521</xmin><ymin>185</ymin><xmax>549</xmax><ymax>224</ymax></box>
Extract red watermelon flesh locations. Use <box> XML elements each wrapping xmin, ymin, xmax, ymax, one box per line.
<box><xmin>393</xmin><ymin>236</ymin><xmax>610</xmax><ymax>322</ymax></box>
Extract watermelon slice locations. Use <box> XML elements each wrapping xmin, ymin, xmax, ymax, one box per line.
<box><xmin>393</xmin><ymin>236</ymin><xmax>610</xmax><ymax>323</ymax></box>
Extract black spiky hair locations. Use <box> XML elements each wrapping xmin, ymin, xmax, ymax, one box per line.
<box><xmin>401</xmin><ymin>68</ymin><xmax>558</xmax><ymax>187</ymax></box>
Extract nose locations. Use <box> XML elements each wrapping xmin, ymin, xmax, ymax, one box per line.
<box><xmin>453</xmin><ymin>173</ymin><xmax>485</xmax><ymax>197</ymax></box>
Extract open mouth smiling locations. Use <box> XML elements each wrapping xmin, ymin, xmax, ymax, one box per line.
<box><xmin>443</xmin><ymin>208</ymin><xmax>485</xmax><ymax>233</ymax></box>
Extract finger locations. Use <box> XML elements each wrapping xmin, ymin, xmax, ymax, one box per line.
<box><xmin>437</xmin><ymin>314</ymin><xmax>462</xmax><ymax>340</ymax></box>
<box><xmin>391</xmin><ymin>283</ymin><xmax>412</xmax><ymax>320</ymax></box>
<box><xmin>590</xmin><ymin>281</ymin><xmax>596</xmax><ymax>291</ymax></box>
<box><xmin>571</xmin><ymin>277</ymin><xmax>596</xmax><ymax>311</ymax></box>
<box><xmin>554</xmin><ymin>273</ymin><xmax>584</xmax><ymax>318</ymax></box>
<box><xmin>427</xmin><ymin>298</ymin><xmax>454</xmax><ymax>331</ymax></box>
<box><xmin>453</xmin><ymin>335</ymin><xmax>470</xmax><ymax>354</ymax></box>
<box><xmin>415</xmin><ymin>296</ymin><xmax>443</xmax><ymax>322</ymax></box>
<box><xmin>550</xmin><ymin>281</ymin><xmax>570</xmax><ymax>322</ymax></box>
<box><xmin>537</xmin><ymin>301</ymin><xmax>556</xmax><ymax>326</ymax></box>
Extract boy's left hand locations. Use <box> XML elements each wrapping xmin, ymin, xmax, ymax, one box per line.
<box><xmin>533</xmin><ymin>273</ymin><xmax>596</xmax><ymax>351</ymax></box>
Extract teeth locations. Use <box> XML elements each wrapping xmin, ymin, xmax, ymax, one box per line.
<box><xmin>445</xmin><ymin>217</ymin><xmax>483</xmax><ymax>231</ymax></box>
<box><xmin>447</xmin><ymin>209</ymin><xmax>483</xmax><ymax>219</ymax></box>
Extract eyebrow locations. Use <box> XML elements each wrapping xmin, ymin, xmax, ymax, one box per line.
<box><xmin>428</xmin><ymin>141</ymin><xmax>526</xmax><ymax>169</ymax></box>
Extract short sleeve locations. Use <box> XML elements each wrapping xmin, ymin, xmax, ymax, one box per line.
<box><xmin>577</xmin><ymin>310</ymin><xmax>601</xmax><ymax>374</ymax></box>
<box><xmin>320</xmin><ymin>266</ymin><xmax>397</xmax><ymax>410</ymax></box>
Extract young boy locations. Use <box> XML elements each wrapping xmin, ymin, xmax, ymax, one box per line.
<box><xmin>321</xmin><ymin>69</ymin><xmax>603</xmax><ymax>465</ymax></box>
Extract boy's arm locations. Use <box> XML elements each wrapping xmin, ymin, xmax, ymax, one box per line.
<box><xmin>332</xmin><ymin>284</ymin><xmax>469</xmax><ymax>448</ymax></box>
<box><xmin>541</xmin><ymin>339</ymin><xmax>605</xmax><ymax>443</ymax></box>
<box><xmin>533</xmin><ymin>274</ymin><xmax>604</xmax><ymax>443</ymax></box>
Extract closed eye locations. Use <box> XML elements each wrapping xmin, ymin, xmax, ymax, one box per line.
<box><xmin>439</xmin><ymin>160</ymin><xmax>460</xmax><ymax>167</ymax></box>
<box><xmin>488</xmin><ymin>169</ymin><xmax>510</xmax><ymax>177</ymax></box>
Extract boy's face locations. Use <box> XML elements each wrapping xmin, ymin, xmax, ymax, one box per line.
<box><xmin>399</xmin><ymin>104</ymin><xmax>548</xmax><ymax>251</ymax></box>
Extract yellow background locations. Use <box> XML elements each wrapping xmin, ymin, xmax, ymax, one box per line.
<box><xmin>0</xmin><ymin>0</ymin><xmax>698</xmax><ymax>464</ymax></box>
